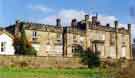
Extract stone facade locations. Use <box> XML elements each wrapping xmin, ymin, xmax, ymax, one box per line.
<box><xmin>6</xmin><ymin>15</ymin><xmax>132</xmax><ymax>59</ymax></box>
<box><xmin>24</xmin><ymin>23</ymin><xmax>63</xmax><ymax>56</ymax></box>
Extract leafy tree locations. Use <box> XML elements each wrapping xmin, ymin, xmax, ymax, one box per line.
<box><xmin>14</xmin><ymin>22</ymin><xmax>37</xmax><ymax>56</ymax></box>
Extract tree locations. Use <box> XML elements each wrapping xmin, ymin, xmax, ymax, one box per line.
<box><xmin>14</xmin><ymin>22</ymin><xmax>37</xmax><ymax>56</ymax></box>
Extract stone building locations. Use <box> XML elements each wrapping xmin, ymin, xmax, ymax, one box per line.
<box><xmin>6</xmin><ymin>15</ymin><xmax>132</xmax><ymax>59</ymax></box>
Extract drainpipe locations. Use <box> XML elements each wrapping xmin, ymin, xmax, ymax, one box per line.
<box><xmin>85</xmin><ymin>14</ymin><xmax>89</xmax><ymax>49</ymax></box>
<box><xmin>114</xmin><ymin>20</ymin><xmax>118</xmax><ymax>59</ymax></box>
<box><xmin>128</xmin><ymin>24</ymin><xmax>132</xmax><ymax>59</ymax></box>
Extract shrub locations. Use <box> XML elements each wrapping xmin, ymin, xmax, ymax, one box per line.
<box><xmin>73</xmin><ymin>45</ymin><xmax>100</xmax><ymax>68</ymax></box>
<box><xmin>81</xmin><ymin>49</ymin><xmax>100</xmax><ymax>68</ymax></box>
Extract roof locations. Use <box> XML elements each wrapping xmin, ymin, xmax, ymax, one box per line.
<box><xmin>22</xmin><ymin>22</ymin><xmax>63</xmax><ymax>33</ymax></box>
<box><xmin>78</xmin><ymin>20</ymin><xmax>129</xmax><ymax>34</ymax></box>
<box><xmin>0</xmin><ymin>29</ymin><xmax>14</xmax><ymax>39</ymax></box>
<box><xmin>6</xmin><ymin>20</ymin><xmax>129</xmax><ymax>35</ymax></box>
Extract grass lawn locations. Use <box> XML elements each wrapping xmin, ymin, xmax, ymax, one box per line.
<box><xmin>0</xmin><ymin>67</ymin><xmax>107</xmax><ymax>78</ymax></box>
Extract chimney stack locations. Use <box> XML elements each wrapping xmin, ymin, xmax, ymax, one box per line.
<box><xmin>85</xmin><ymin>14</ymin><xmax>89</xmax><ymax>21</ymax></box>
<box><xmin>92</xmin><ymin>16</ymin><xmax>97</xmax><ymax>23</ymax></box>
<box><xmin>15</xmin><ymin>20</ymin><xmax>20</xmax><ymax>37</ymax></box>
<box><xmin>56</xmin><ymin>18</ymin><xmax>61</xmax><ymax>26</ymax></box>
<box><xmin>128</xmin><ymin>24</ymin><xmax>131</xmax><ymax>32</ymax></box>
<box><xmin>128</xmin><ymin>24</ymin><xmax>132</xmax><ymax>59</ymax></box>
<box><xmin>114</xmin><ymin>20</ymin><xmax>118</xmax><ymax>30</ymax></box>
<box><xmin>71</xmin><ymin>19</ymin><xmax>77</xmax><ymax>27</ymax></box>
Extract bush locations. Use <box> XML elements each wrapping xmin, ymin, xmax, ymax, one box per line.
<box><xmin>73</xmin><ymin>45</ymin><xmax>100</xmax><ymax>68</ymax></box>
<box><xmin>81</xmin><ymin>49</ymin><xmax>100</xmax><ymax>68</ymax></box>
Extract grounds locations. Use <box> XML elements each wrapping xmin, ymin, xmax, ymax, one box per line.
<box><xmin>0</xmin><ymin>67</ymin><xmax>107</xmax><ymax>78</ymax></box>
<box><xmin>0</xmin><ymin>55</ymin><xmax>134</xmax><ymax>78</ymax></box>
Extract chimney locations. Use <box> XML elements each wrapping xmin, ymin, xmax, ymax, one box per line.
<box><xmin>92</xmin><ymin>16</ymin><xmax>97</xmax><ymax>23</ymax></box>
<box><xmin>56</xmin><ymin>18</ymin><xmax>61</xmax><ymax>26</ymax></box>
<box><xmin>71</xmin><ymin>19</ymin><xmax>77</xmax><ymax>27</ymax></box>
<box><xmin>128</xmin><ymin>24</ymin><xmax>131</xmax><ymax>32</ymax></box>
<box><xmin>127</xmin><ymin>24</ymin><xmax>132</xmax><ymax>59</ymax></box>
<box><xmin>85</xmin><ymin>14</ymin><xmax>89</xmax><ymax>21</ymax></box>
<box><xmin>114</xmin><ymin>20</ymin><xmax>118</xmax><ymax>30</ymax></box>
<box><xmin>15</xmin><ymin>20</ymin><xmax>20</xmax><ymax>36</ymax></box>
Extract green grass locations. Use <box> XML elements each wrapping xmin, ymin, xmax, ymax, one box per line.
<box><xmin>0</xmin><ymin>67</ymin><xmax>107</xmax><ymax>78</ymax></box>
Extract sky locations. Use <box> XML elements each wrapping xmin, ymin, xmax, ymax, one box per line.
<box><xmin>0</xmin><ymin>0</ymin><xmax>135</xmax><ymax>39</ymax></box>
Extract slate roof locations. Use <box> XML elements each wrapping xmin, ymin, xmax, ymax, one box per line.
<box><xmin>5</xmin><ymin>20</ymin><xmax>129</xmax><ymax>35</ymax></box>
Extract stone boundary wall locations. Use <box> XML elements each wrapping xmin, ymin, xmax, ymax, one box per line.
<box><xmin>0</xmin><ymin>55</ymin><xmax>87</xmax><ymax>68</ymax></box>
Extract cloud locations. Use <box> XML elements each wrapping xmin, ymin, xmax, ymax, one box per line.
<box><xmin>32</xmin><ymin>9</ymin><xmax>135</xmax><ymax>39</ymax></box>
<box><xmin>37</xmin><ymin>9</ymin><xmax>86</xmax><ymax>26</ymax></box>
<box><xmin>131</xmin><ymin>24</ymin><xmax>135</xmax><ymax>40</ymax></box>
<box><xmin>118</xmin><ymin>23</ymin><xmax>135</xmax><ymax>41</ymax></box>
<box><xmin>37</xmin><ymin>9</ymin><xmax>118</xmax><ymax>26</ymax></box>
<box><xmin>97</xmin><ymin>15</ymin><xmax>117</xmax><ymax>26</ymax></box>
<box><xmin>28</xmin><ymin>4</ymin><xmax>54</xmax><ymax>13</ymax></box>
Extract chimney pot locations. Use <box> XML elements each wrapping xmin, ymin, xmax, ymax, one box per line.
<box><xmin>106</xmin><ymin>24</ymin><xmax>110</xmax><ymax>27</ymax></box>
<box><xmin>16</xmin><ymin>20</ymin><xmax>20</xmax><ymax>24</ymax></box>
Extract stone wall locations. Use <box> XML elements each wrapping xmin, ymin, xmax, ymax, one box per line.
<box><xmin>0</xmin><ymin>55</ymin><xmax>87</xmax><ymax>68</ymax></box>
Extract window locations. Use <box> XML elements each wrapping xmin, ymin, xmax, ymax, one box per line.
<box><xmin>121</xmin><ymin>34</ymin><xmax>126</xmax><ymax>45</ymax></box>
<box><xmin>102</xmin><ymin>34</ymin><xmax>105</xmax><ymax>40</ymax></box>
<box><xmin>56</xmin><ymin>34</ymin><xmax>62</xmax><ymax>41</ymax></box>
<box><xmin>110</xmin><ymin>33</ymin><xmax>115</xmax><ymax>45</ymax></box>
<box><xmin>99</xmin><ymin>33</ymin><xmax>105</xmax><ymax>40</ymax></box>
<box><xmin>56</xmin><ymin>34</ymin><xmax>61</xmax><ymax>39</ymax></box>
<box><xmin>1</xmin><ymin>42</ymin><xmax>6</xmax><ymax>52</ymax></box>
<box><xmin>109</xmin><ymin>46</ymin><xmax>116</xmax><ymax>58</ymax></box>
<box><xmin>96</xmin><ymin>44</ymin><xmax>104</xmax><ymax>57</ymax></box>
<box><xmin>121</xmin><ymin>47</ymin><xmax>126</xmax><ymax>58</ymax></box>
<box><xmin>32</xmin><ymin>31</ymin><xmax>37</xmax><ymax>38</ymax></box>
<box><xmin>73</xmin><ymin>35</ymin><xmax>76</xmax><ymax>40</ymax></box>
<box><xmin>32</xmin><ymin>31</ymin><xmax>37</xmax><ymax>41</ymax></box>
<box><xmin>72</xmin><ymin>45</ymin><xmax>82</xmax><ymax>56</ymax></box>
<box><xmin>55</xmin><ymin>34</ymin><xmax>62</xmax><ymax>45</ymax></box>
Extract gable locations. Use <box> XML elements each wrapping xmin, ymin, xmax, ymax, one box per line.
<box><xmin>0</xmin><ymin>33</ymin><xmax>13</xmax><ymax>42</ymax></box>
